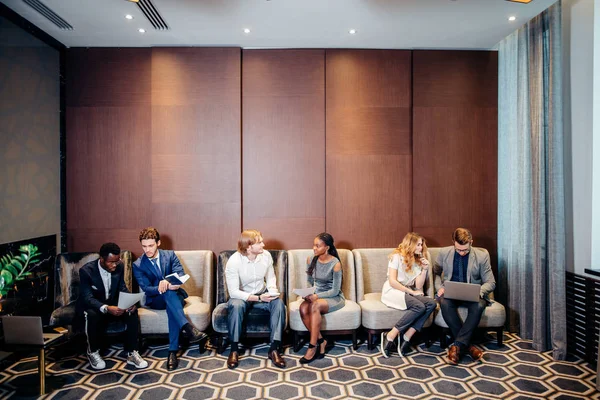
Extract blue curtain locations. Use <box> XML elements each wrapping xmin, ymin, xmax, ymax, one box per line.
<box><xmin>498</xmin><ymin>1</ymin><xmax>566</xmax><ymax>359</ymax></box>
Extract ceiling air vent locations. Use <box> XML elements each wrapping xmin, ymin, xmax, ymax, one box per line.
<box><xmin>136</xmin><ymin>0</ymin><xmax>169</xmax><ymax>31</ymax></box>
<box><xmin>22</xmin><ymin>0</ymin><xmax>73</xmax><ymax>30</ymax></box>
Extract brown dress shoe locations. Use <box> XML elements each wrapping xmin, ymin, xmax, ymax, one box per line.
<box><xmin>468</xmin><ymin>345</ymin><xmax>483</xmax><ymax>361</ymax></box>
<box><xmin>447</xmin><ymin>345</ymin><xmax>460</xmax><ymax>365</ymax></box>
<box><xmin>268</xmin><ymin>349</ymin><xmax>286</xmax><ymax>368</ymax></box>
<box><xmin>227</xmin><ymin>351</ymin><xmax>239</xmax><ymax>369</ymax></box>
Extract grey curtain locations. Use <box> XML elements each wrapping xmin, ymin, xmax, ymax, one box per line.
<box><xmin>497</xmin><ymin>1</ymin><xmax>566</xmax><ymax>360</ymax></box>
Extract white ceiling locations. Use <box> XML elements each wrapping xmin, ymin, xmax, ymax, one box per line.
<box><xmin>1</xmin><ymin>0</ymin><xmax>558</xmax><ymax>49</ymax></box>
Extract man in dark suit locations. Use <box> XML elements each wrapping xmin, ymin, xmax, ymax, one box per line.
<box><xmin>133</xmin><ymin>227</ymin><xmax>207</xmax><ymax>370</ymax></box>
<box><xmin>78</xmin><ymin>242</ymin><xmax>148</xmax><ymax>370</ymax></box>
<box><xmin>433</xmin><ymin>228</ymin><xmax>496</xmax><ymax>365</ymax></box>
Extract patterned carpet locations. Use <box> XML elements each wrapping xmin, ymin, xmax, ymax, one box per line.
<box><xmin>0</xmin><ymin>332</ymin><xmax>597</xmax><ymax>399</ymax></box>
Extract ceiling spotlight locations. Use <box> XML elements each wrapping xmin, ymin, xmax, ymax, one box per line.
<box><xmin>349</xmin><ymin>29</ymin><xmax>357</xmax><ymax>35</ymax></box>
<box><xmin>508</xmin><ymin>16</ymin><xmax>517</xmax><ymax>21</ymax></box>
<box><xmin>243</xmin><ymin>28</ymin><xmax>251</xmax><ymax>34</ymax></box>
<box><xmin>125</xmin><ymin>14</ymin><xmax>133</xmax><ymax>20</ymax></box>
<box><xmin>138</xmin><ymin>28</ymin><xmax>146</xmax><ymax>33</ymax></box>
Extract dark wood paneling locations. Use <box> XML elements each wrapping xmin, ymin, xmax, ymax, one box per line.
<box><xmin>242</xmin><ymin>50</ymin><xmax>325</xmax><ymax>249</ymax></box>
<box><xmin>413</xmin><ymin>50</ymin><xmax>498</xmax><ymax>266</ymax></box>
<box><xmin>151</xmin><ymin>48</ymin><xmax>241</xmax><ymax>253</ymax></box>
<box><xmin>413</xmin><ymin>51</ymin><xmax>498</xmax><ymax>108</ymax></box>
<box><xmin>66</xmin><ymin>48</ymin><xmax>151</xmax><ymax>107</ymax></box>
<box><xmin>326</xmin><ymin>50</ymin><xmax>412</xmax><ymax>247</ymax></box>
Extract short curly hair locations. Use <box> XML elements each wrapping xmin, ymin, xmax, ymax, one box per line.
<box><xmin>139</xmin><ymin>227</ymin><xmax>160</xmax><ymax>242</ymax></box>
<box><xmin>99</xmin><ymin>242</ymin><xmax>120</xmax><ymax>259</ymax></box>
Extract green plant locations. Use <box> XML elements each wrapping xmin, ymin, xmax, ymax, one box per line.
<box><xmin>0</xmin><ymin>244</ymin><xmax>42</xmax><ymax>296</ymax></box>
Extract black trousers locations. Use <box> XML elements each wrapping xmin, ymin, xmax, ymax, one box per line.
<box><xmin>84</xmin><ymin>308</ymin><xmax>139</xmax><ymax>353</ymax></box>
<box><xmin>439</xmin><ymin>296</ymin><xmax>487</xmax><ymax>347</ymax></box>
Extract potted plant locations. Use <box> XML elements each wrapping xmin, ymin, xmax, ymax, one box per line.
<box><xmin>0</xmin><ymin>244</ymin><xmax>42</xmax><ymax>298</ymax></box>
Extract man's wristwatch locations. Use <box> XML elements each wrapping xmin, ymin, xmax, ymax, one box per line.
<box><xmin>257</xmin><ymin>294</ymin><xmax>262</xmax><ymax>302</ymax></box>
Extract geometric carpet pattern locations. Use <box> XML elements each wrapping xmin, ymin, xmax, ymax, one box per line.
<box><xmin>0</xmin><ymin>332</ymin><xmax>598</xmax><ymax>399</ymax></box>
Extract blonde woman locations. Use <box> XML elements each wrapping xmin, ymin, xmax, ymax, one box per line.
<box><xmin>380</xmin><ymin>232</ymin><xmax>436</xmax><ymax>358</ymax></box>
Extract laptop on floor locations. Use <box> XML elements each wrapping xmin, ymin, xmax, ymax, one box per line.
<box><xmin>443</xmin><ymin>281</ymin><xmax>481</xmax><ymax>302</ymax></box>
<box><xmin>1</xmin><ymin>316</ymin><xmax>61</xmax><ymax>346</ymax></box>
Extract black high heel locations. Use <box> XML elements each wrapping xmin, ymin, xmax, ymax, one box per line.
<box><xmin>317</xmin><ymin>337</ymin><xmax>327</xmax><ymax>359</ymax></box>
<box><xmin>299</xmin><ymin>343</ymin><xmax>320</xmax><ymax>364</ymax></box>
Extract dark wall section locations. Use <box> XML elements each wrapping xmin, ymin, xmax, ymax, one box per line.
<box><xmin>65</xmin><ymin>48</ymin><xmax>497</xmax><ymax>260</ymax></box>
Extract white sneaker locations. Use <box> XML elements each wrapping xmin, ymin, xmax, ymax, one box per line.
<box><xmin>87</xmin><ymin>350</ymin><xmax>106</xmax><ymax>370</ymax></box>
<box><xmin>127</xmin><ymin>350</ymin><xmax>149</xmax><ymax>369</ymax></box>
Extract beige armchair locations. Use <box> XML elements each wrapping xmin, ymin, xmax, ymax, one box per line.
<box><xmin>137</xmin><ymin>251</ymin><xmax>213</xmax><ymax>337</ymax></box>
<box><xmin>353</xmin><ymin>248</ymin><xmax>436</xmax><ymax>350</ymax></box>
<box><xmin>287</xmin><ymin>249</ymin><xmax>361</xmax><ymax>351</ymax></box>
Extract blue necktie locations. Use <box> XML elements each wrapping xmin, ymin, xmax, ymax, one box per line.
<box><xmin>150</xmin><ymin>258</ymin><xmax>162</xmax><ymax>277</ymax></box>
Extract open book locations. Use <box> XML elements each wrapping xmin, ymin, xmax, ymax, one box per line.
<box><xmin>165</xmin><ymin>273</ymin><xmax>190</xmax><ymax>285</ymax></box>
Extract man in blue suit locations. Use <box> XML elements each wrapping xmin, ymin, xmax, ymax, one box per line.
<box><xmin>133</xmin><ymin>227</ymin><xmax>207</xmax><ymax>370</ymax></box>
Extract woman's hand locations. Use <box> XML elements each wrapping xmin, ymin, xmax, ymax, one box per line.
<box><xmin>420</xmin><ymin>257</ymin><xmax>430</xmax><ymax>269</ymax></box>
<box><xmin>304</xmin><ymin>294</ymin><xmax>318</xmax><ymax>303</ymax></box>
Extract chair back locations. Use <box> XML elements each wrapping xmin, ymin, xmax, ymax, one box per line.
<box><xmin>54</xmin><ymin>251</ymin><xmax>132</xmax><ymax>310</ymax></box>
<box><xmin>174</xmin><ymin>250</ymin><xmax>214</xmax><ymax>309</ymax></box>
<box><xmin>216</xmin><ymin>250</ymin><xmax>287</xmax><ymax>305</ymax></box>
<box><xmin>353</xmin><ymin>247</ymin><xmax>435</xmax><ymax>301</ymax></box>
<box><xmin>287</xmin><ymin>249</ymin><xmax>356</xmax><ymax>305</ymax></box>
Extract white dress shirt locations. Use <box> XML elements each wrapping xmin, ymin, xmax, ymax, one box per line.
<box><xmin>97</xmin><ymin>260</ymin><xmax>112</xmax><ymax>313</ymax></box>
<box><xmin>225</xmin><ymin>251</ymin><xmax>277</xmax><ymax>301</ymax></box>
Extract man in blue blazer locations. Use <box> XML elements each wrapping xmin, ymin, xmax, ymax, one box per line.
<box><xmin>133</xmin><ymin>227</ymin><xmax>207</xmax><ymax>370</ymax></box>
<box><xmin>78</xmin><ymin>242</ymin><xmax>148</xmax><ymax>370</ymax></box>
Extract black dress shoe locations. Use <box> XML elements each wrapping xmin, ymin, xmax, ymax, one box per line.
<box><xmin>167</xmin><ymin>352</ymin><xmax>178</xmax><ymax>371</ymax></box>
<box><xmin>227</xmin><ymin>351</ymin><xmax>239</xmax><ymax>369</ymax></box>
<box><xmin>268</xmin><ymin>349</ymin><xmax>286</xmax><ymax>368</ymax></box>
<box><xmin>183</xmin><ymin>324</ymin><xmax>208</xmax><ymax>344</ymax></box>
<box><xmin>299</xmin><ymin>344</ymin><xmax>320</xmax><ymax>364</ymax></box>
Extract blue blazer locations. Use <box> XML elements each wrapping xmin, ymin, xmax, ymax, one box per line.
<box><xmin>133</xmin><ymin>250</ymin><xmax>188</xmax><ymax>307</ymax></box>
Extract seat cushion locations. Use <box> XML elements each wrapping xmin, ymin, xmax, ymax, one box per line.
<box><xmin>360</xmin><ymin>292</ymin><xmax>435</xmax><ymax>330</ymax></box>
<box><xmin>289</xmin><ymin>299</ymin><xmax>361</xmax><ymax>332</ymax></box>
<box><xmin>50</xmin><ymin>302</ymin><xmax>76</xmax><ymax>327</ymax></box>
<box><xmin>434</xmin><ymin>300</ymin><xmax>506</xmax><ymax>328</ymax></box>
<box><xmin>211</xmin><ymin>302</ymin><xmax>288</xmax><ymax>334</ymax></box>
<box><xmin>139</xmin><ymin>296</ymin><xmax>211</xmax><ymax>333</ymax></box>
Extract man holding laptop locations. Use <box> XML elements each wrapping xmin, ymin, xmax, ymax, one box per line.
<box><xmin>434</xmin><ymin>228</ymin><xmax>496</xmax><ymax>365</ymax></box>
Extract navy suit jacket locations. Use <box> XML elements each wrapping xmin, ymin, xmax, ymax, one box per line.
<box><xmin>133</xmin><ymin>250</ymin><xmax>188</xmax><ymax>307</ymax></box>
<box><xmin>77</xmin><ymin>259</ymin><xmax>129</xmax><ymax>315</ymax></box>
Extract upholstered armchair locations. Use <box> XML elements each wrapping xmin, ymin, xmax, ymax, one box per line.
<box><xmin>136</xmin><ymin>251</ymin><xmax>213</xmax><ymax>338</ymax></box>
<box><xmin>353</xmin><ymin>248</ymin><xmax>436</xmax><ymax>350</ymax></box>
<box><xmin>211</xmin><ymin>250</ymin><xmax>288</xmax><ymax>353</ymax></box>
<box><xmin>50</xmin><ymin>251</ymin><xmax>133</xmax><ymax>335</ymax></box>
<box><xmin>287</xmin><ymin>249</ymin><xmax>361</xmax><ymax>351</ymax></box>
<box><xmin>432</xmin><ymin>247</ymin><xmax>507</xmax><ymax>346</ymax></box>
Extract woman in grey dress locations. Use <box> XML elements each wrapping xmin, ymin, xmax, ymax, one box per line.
<box><xmin>299</xmin><ymin>232</ymin><xmax>345</xmax><ymax>364</ymax></box>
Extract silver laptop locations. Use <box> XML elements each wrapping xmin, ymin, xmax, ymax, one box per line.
<box><xmin>444</xmin><ymin>281</ymin><xmax>481</xmax><ymax>302</ymax></box>
<box><xmin>2</xmin><ymin>316</ymin><xmax>61</xmax><ymax>346</ymax></box>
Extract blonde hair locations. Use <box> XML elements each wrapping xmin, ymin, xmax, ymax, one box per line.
<box><xmin>389</xmin><ymin>232</ymin><xmax>429</xmax><ymax>272</ymax></box>
<box><xmin>237</xmin><ymin>230</ymin><xmax>262</xmax><ymax>253</ymax></box>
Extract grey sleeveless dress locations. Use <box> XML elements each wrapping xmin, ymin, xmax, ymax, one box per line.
<box><xmin>307</xmin><ymin>257</ymin><xmax>346</xmax><ymax>312</ymax></box>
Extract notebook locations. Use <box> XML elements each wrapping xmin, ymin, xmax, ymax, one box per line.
<box><xmin>1</xmin><ymin>316</ymin><xmax>61</xmax><ymax>346</ymax></box>
<box><xmin>443</xmin><ymin>281</ymin><xmax>481</xmax><ymax>302</ymax></box>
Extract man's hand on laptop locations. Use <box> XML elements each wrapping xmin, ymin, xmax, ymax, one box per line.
<box><xmin>107</xmin><ymin>305</ymin><xmax>125</xmax><ymax>316</ymax></box>
<box><xmin>437</xmin><ymin>287</ymin><xmax>445</xmax><ymax>298</ymax></box>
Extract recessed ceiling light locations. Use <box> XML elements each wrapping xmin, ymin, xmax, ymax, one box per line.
<box><xmin>508</xmin><ymin>16</ymin><xmax>517</xmax><ymax>21</ymax></box>
<box><xmin>349</xmin><ymin>29</ymin><xmax>357</xmax><ymax>35</ymax></box>
<box><xmin>125</xmin><ymin>14</ymin><xmax>133</xmax><ymax>20</ymax></box>
<box><xmin>138</xmin><ymin>28</ymin><xmax>146</xmax><ymax>33</ymax></box>
<box><xmin>243</xmin><ymin>28</ymin><xmax>251</xmax><ymax>34</ymax></box>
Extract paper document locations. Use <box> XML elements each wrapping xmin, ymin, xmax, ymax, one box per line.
<box><xmin>118</xmin><ymin>292</ymin><xmax>145</xmax><ymax>309</ymax></box>
<box><xmin>165</xmin><ymin>273</ymin><xmax>190</xmax><ymax>285</ymax></box>
<box><xmin>293</xmin><ymin>287</ymin><xmax>316</xmax><ymax>298</ymax></box>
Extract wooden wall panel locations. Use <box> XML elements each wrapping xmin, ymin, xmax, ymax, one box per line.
<box><xmin>326</xmin><ymin>50</ymin><xmax>412</xmax><ymax>248</ymax></box>
<box><xmin>150</xmin><ymin>48</ymin><xmax>241</xmax><ymax>253</ymax></box>
<box><xmin>412</xmin><ymin>50</ymin><xmax>498</xmax><ymax>265</ymax></box>
<box><xmin>242</xmin><ymin>50</ymin><xmax>325</xmax><ymax>249</ymax></box>
<box><xmin>66</xmin><ymin>48</ymin><xmax>152</xmax><ymax>255</ymax></box>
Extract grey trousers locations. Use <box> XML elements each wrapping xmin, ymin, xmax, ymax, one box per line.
<box><xmin>227</xmin><ymin>298</ymin><xmax>285</xmax><ymax>343</ymax></box>
<box><xmin>393</xmin><ymin>294</ymin><xmax>437</xmax><ymax>334</ymax></box>
<box><xmin>439</xmin><ymin>296</ymin><xmax>487</xmax><ymax>347</ymax></box>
